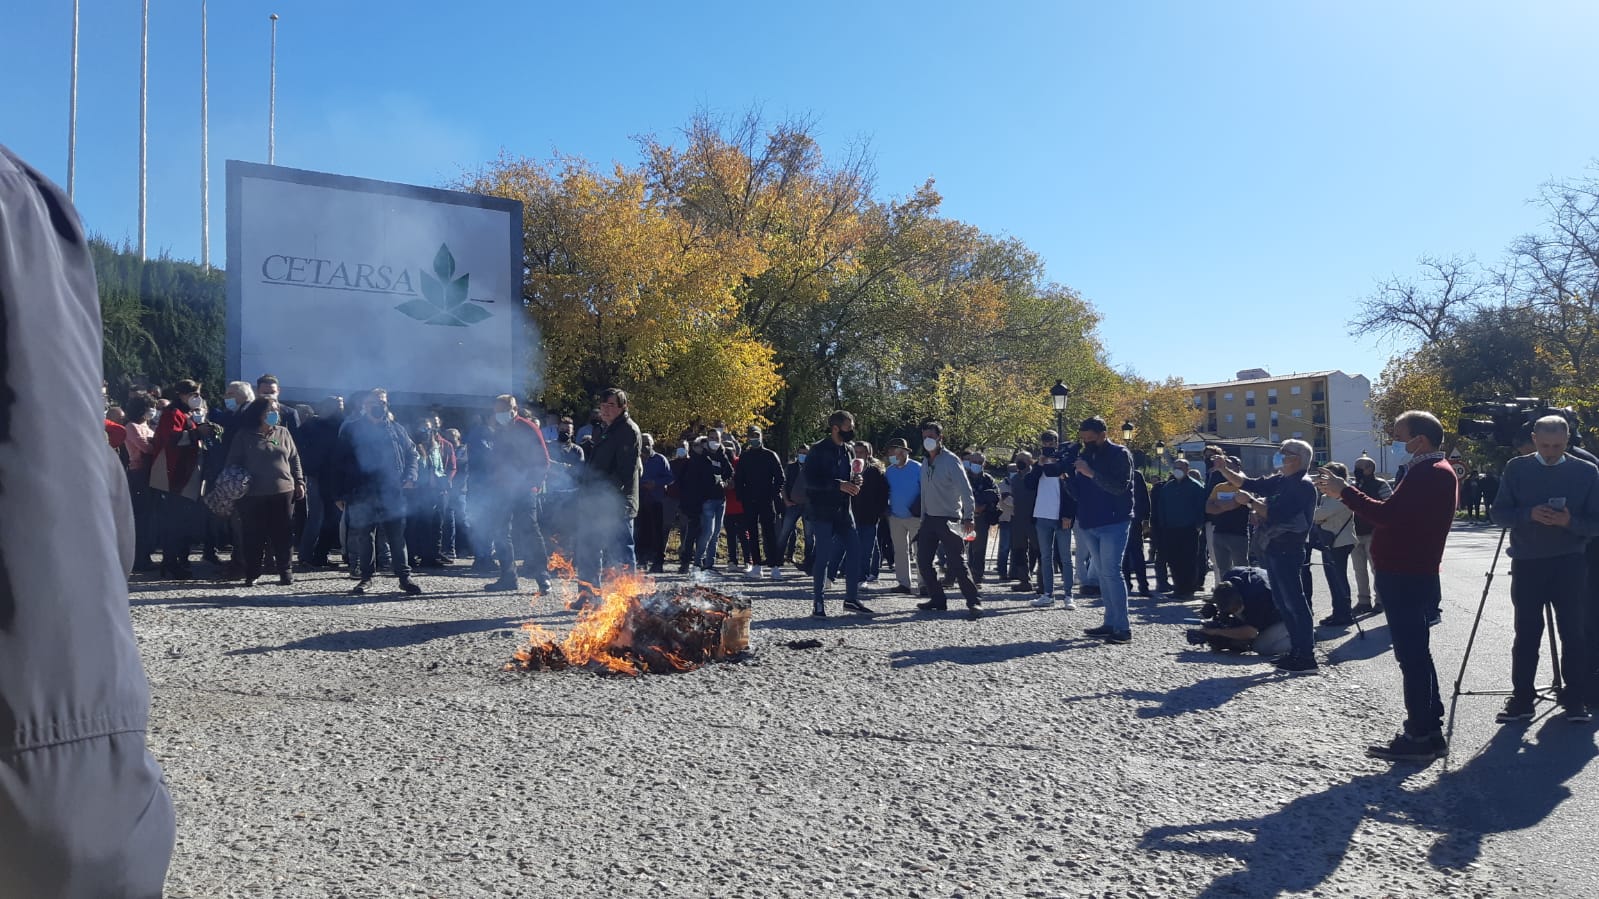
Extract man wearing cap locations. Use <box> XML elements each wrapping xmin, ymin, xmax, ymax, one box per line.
<box><xmin>1066</xmin><ymin>417</ymin><xmax>1137</xmax><ymax>643</ymax></box>
<box><xmin>883</xmin><ymin>438</ymin><xmax>923</xmax><ymax>595</ymax></box>
<box><xmin>733</xmin><ymin>426</ymin><xmax>786</xmax><ymax>578</ymax></box>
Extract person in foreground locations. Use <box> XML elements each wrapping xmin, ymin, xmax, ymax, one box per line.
<box><xmin>0</xmin><ymin>144</ymin><xmax>175</xmax><ymax>896</ymax></box>
<box><xmin>1317</xmin><ymin>410</ymin><xmax>1457</xmax><ymax>762</ymax></box>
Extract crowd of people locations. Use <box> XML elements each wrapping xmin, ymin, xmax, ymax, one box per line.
<box><xmin>101</xmin><ymin>376</ymin><xmax>1599</xmax><ymax>763</ymax></box>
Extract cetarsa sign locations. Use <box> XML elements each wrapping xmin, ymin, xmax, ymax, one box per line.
<box><xmin>226</xmin><ymin>162</ymin><xmax>528</xmax><ymax>405</ymax></box>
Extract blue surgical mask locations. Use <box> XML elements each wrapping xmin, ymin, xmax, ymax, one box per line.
<box><xmin>225</xmin><ymin>397</ymin><xmax>239</xmax><ymax>411</ymax></box>
<box><xmin>967</xmin><ymin>461</ymin><xmax>982</xmax><ymax>474</ymax></box>
<box><xmin>797</xmin><ymin>454</ymin><xmax>807</xmax><ymax>464</ymax></box>
<box><xmin>494</xmin><ymin>410</ymin><xmax>514</xmax><ymax>426</ymax></box>
<box><xmin>1272</xmin><ymin>452</ymin><xmax>1285</xmax><ymax>470</ymax></box>
<box><xmin>264</xmin><ymin>411</ymin><xmax>281</xmax><ymax>427</ymax></box>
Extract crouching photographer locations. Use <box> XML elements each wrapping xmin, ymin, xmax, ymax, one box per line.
<box><xmin>1186</xmin><ymin>566</ymin><xmax>1291</xmax><ymax>656</ymax></box>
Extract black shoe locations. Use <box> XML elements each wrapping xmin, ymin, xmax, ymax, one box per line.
<box><xmin>1014</xmin><ymin>581</ymin><xmax>1034</xmax><ymax>594</ymax></box>
<box><xmin>648</xmin><ymin>562</ymin><xmax>665</xmax><ymax>574</ymax></box>
<box><xmin>278</xmin><ymin>573</ymin><xmax>293</xmax><ymax>586</ymax></box>
<box><xmin>966</xmin><ymin>603</ymin><xmax>984</xmax><ymax>621</ymax></box>
<box><xmin>1105</xmin><ymin>630</ymin><xmax>1132</xmax><ymax>644</ymax></box>
<box><xmin>1319</xmin><ymin>615</ymin><xmax>1355</xmax><ymax>628</ymax></box>
<box><xmin>1273</xmin><ymin>654</ymin><xmax>1319</xmax><ymax>675</ymax></box>
<box><xmin>1083</xmin><ymin>624</ymin><xmax>1114</xmax><ymax>638</ymax></box>
<box><xmin>893</xmin><ymin>585</ymin><xmax>918</xmax><ymax>596</ymax></box>
<box><xmin>1366</xmin><ymin>731</ymin><xmax>1447</xmax><ymax>762</ymax></box>
<box><xmin>811</xmin><ymin>603</ymin><xmax>828</xmax><ymax>619</ymax></box>
<box><xmin>484</xmin><ymin>579</ymin><xmax>519</xmax><ymax>593</ymax></box>
<box><xmin>915</xmin><ymin>599</ymin><xmax>948</xmax><ymax>612</ymax></box>
<box><xmin>1427</xmin><ymin>610</ymin><xmax>1442</xmax><ymax>627</ymax></box>
<box><xmin>202</xmin><ymin>553</ymin><xmax>224</xmax><ymax>567</ymax></box>
<box><xmin>842</xmin><ymin>598</ymin><xmax>876</xmax><ymax>616</ymax></box>
<box><xmin>1496</xmin><ymin>696</ymin><xmax>1536</xmax><ymax>722</ymax></box>
<box><xmin>243</xmin><ymin>577</ymin><xmax>257</xmax><ymax>587</ymax></box>
<box><xmin>399</xmin><ymin>578</ymin><xmax>423</xmax><ymax>595</ymax></box>
<box><xmin>1565</xmin><ymin>706</ymin><xmax>1594</xmax><ymax>724</ymax></box>
<box><xmin>351</xmin><ymin>579</ymin><xmax>372</xmax><ymax>596</ymax></box>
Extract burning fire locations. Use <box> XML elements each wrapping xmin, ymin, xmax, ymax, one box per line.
<box><xmin>508</xmin><ymin>569</ymin><xmax>751</xmax><ymax>677</ymax></box>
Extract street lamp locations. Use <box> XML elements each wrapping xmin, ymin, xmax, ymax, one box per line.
<box><xmin>1155</xmin><ymin>440</ymin><xmax>1165</xmax><ymax>476</ymax></box>
<box><xmin>1121</xmin><ymin>420</ymin><xmax>1135</xmax><ymax>443</ymax></box>
<box><xmin>1050</xmin><ymin>380</ymin><xmax>1069</xmax><ymax>439</ymax></box>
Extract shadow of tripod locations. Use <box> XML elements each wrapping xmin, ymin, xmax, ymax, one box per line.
<box><xmin>1447</xmin><ymin>527</ymin><xmax>1565</xmax><ymax>746</ymax></box>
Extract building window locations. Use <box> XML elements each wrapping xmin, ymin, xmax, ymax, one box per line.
<box><xmin>1270</xmin><ymin>411</ymin><xmax>1279</xmax><ymax>427</ymax></box>
<box><xmin>1207</xmin><ymin>415</ymin><xmax>1217</xmax><ymax>431</ymax></box>
<box><xmin>1290</xmin><ymin>385</ymin><xmax>1302</xmax><ymax>396</ymax></box>
<box><xmin>1246</xmin><ymin>413</ymin><xmax>1257</xmax><ymax>429</ymax></box>
<box><xmin>1245</xmin><ymin>390</ymin><xmax>1256</xmax><ymax>407</ymax></box>
<box><xmin>1292</xmin><ymin>431</ymin><xmax>1303</xmax><ymax>439</ymax></box>
<box><xmin>1223</xmin><ymin>392</ymin><xmax>1234</xmax><ymax>401</ymax></box>
<box><xmin>1267</xmin><ymin>388</ymin><xmax>1278</xmax><ymax>404</ymax></box>
<box><xmin>1291</xmin><ymin>408</ymin><xmax>1302</xmax><ymax>419</ymax></box>
<box><xmin>1224</xmin><ymin>414</ymin><xmax>1234</xmax><ymax>424</ymax></box>
<box><xmin>1207</xmin><ymin>392</ymin><xmax>1216</xmax><ymax>411</ymax></box>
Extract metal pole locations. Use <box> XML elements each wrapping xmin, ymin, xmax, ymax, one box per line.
<box><xmin>139</xmin><ymin>0</ymin><xmax>149</xmax><ymax>260</ymax></box>
<box><xmin>268</xmin><ymin>14</ymin><xmax>278</xmax><ymax>165</ymax></box>
<box><xmin>201</xmin><ymin>0</ymin><xmax>210</xmax><ymax>270</ymax></box>
<box><xmin>68</xmin><ymin>0</ymin><xmax>79</xmax><ymax>201</ymax></box>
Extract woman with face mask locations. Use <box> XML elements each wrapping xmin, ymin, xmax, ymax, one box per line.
<box><xmin>224</xmin><ymin>397</ymin><xmax>306</xmax><ymax>586</ymax></box>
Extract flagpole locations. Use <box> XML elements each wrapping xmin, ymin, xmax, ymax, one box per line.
<box><xmin>201</xmin><ymin>0</ymin><xmax>210</xmax><ymax>270</ymax></box>
<box><xmin>68</xmin><ymin>0</ymin><xmax>80</xmax><ymax>201</ymax></box>
<box><xmin>139</xmin><ymin>0</ymin><xmax>149</xmax><ymax>260</ymax></box>
<box><xmin>268</xmin><ymin>14</ymin><xmax>278</xmax><ymax>165</ymax></box>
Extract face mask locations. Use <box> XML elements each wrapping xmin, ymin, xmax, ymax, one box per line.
<box><xmin>1272</xmin><ymin>452</ymin><xmax>1285</xmax><ymax>470</ymax></box>
<box><xmin>892</xmin><ymin>454</ymin><xmax>906</xmax><ymax>467</ymax></box>
<box><xmin>558</xmin><ymin>431</ymin><xmax>572</xmax><ymax>442</ymax></box>
<box><xmin>747</xmin><ymin>438</ymin><xmax>762</xmax><ymax>448</ymax></box>
<box><xmin>366</xmin><ymin>404</ymin><xmax>387</xmax><ymax>420</ymax></box>
<box><xmin>187</xmin><ymin>396</ymin><xmax>203</xmax><ymax>410</ymax></box>
<box><xmin>1016</xmin><ymin>462</ymin><xmax>1030</xmax><ymax>472</ymax></box>
<box><xmin>224</xmin><ymin>397</ymin><xmax>239</xmax><ymax>411</ymax></box>
<box><xmin>674</xmin><ymin>447</ymin><xmax>687</xmax><ymax>459</ymax></box>
<box><xmin>838</xmin><ymin>429</ymin><xmax>856</xmax><ymax>442</ymax></box>
<box><xmin>144</xmin><ymin>409</ymin><xmax>158</xmax><ymax>422</ymax></box>
<box><xmin>494</xmin><ymin>411</ymin><xmax>514</xmax><ymax>426</ymax></box>
<box><xmin>642</xmin><ymin>444</ymin><xmax>655</xmax><ymax>456</ymax></box>
<box><xmin>797</xmin><ymin>454</ymin><xmax>807</xmax><ymax>464</ymax></box>
<box><xmin>966</xmin><ymin>462</ymin><xmax>982</xmax><ymax>474</ymax></box>
<box><xmin>1172</xmin><ymin>469</ymin><xmax>1187</xmax><ymax>479</ymax></box>
<box><xmin>923</xmin><ymin>437</ymin><xmax>938</xmax><ymax>452</ymax></box>
<box><xmin>1041</xmin><ymin>444</ymin><xmax>1057</xmax><ymax>456</ymax></box>
<box><xmin>264</xmin><ymin>411</ymin><xmax>281</xmax><ymax>427</ymax></box>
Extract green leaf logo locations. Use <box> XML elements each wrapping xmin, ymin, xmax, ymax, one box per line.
<box><xmin>396</xmin><ymin>243</ymin><xmax>492</xmax><ymax>326</ymax></box>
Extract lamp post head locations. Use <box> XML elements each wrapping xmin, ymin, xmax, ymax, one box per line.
<box><xmin>1050</xmin><ymin>380</ymin><xmax>1069</xmax><ymax>412</ymax></box>
<box><xmin>1121</xmin><ymin>420</ymin><xmax>1135</xmax><ymax>442</ymax></box>
<box><xmin>1155</xmin><ymin>441</ymin><xmax>1165</xmax><ymax>456</ymax></box>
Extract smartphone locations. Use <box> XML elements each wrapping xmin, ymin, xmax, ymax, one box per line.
<box><xmin>1550</xmin><ymin>497</ymin><xmax>1568</xmax><ymax>510</ymax></box>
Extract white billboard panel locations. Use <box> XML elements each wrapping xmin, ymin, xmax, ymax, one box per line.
<box><xmin>226</xmin><ymin>161</ymin><xmax>526</xmax><ymax>405</ymax></box>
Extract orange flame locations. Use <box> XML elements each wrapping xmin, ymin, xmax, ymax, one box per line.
<box><xmin>514</xmin><ymin>568</ymin><xmax>658</xmax><ymax>676</ymax></box>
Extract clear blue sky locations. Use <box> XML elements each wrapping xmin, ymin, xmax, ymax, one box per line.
<box><xmin>7</xmin><ymin>1</ymin><xmax>1598</xmax><ymax>387</ymax></box>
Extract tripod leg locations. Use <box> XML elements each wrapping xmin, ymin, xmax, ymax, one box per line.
<box><xmin>1545</xmin><ymin>601</ymin><xmax>1563</xmax><ymax>700</ymax></box>
<box><xmin>1449</xmin><ymin>528</ymin><xmax>1509</xmax><ymax>747</ymax></box>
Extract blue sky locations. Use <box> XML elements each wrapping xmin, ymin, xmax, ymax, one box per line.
<box><xmin>6</xmin><ymin>1</ymin><xmax>1598</xmax><ymax>387</ymax></box>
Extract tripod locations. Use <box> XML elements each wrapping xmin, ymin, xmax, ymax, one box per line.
<box><xmin>1448</xmin><ymin>528</ymin><xmax>1565</xmax><ymax>739</ymax></box>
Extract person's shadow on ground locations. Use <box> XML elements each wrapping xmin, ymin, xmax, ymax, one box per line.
<box><xmin>1140</xmin><ymin>720</ymin><xmax>1596</xmax><ymax>896</ymax></box>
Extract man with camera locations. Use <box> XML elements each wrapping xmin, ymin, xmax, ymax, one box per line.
<box><xmin>1316</xmin><ymin>411</ymin><xmax>1456</xmax><ymax>762</ymax></box>
<box><xmin>1185</xmin><ymin>566</ymin><xmax>1291</xmax><ymax>656</ymax></box>
<box><xmin>1214</xmin><ymin>440</ymin><xmax>1319</xmax><ymax>674</ymax></box>
<box><xmin>1489</xmin><ymin>415</ymin><xmax>1598</xmax><ymax>724</ymax></box>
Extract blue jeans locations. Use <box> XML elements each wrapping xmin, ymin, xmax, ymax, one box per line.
<box><xmin>1080</xmin><ymin>522</ymin><xmax>1131</xmax><ymax>631</ymax></box>
<box><xmin>1376</xmin><ymin>570</ymin><xmax>1444</xmax><ymax>735</ymax></box>
<box><xmin>809</xmin><ymin>516</ymin><xmax>860</xmax><ymax>605</ymax></box>
<box><xmin>854</xmin><ymin>522</ymin><xmax>880</xmax><ymax>582</ymax></box>
<box><xmin>1034</xmin><ymin>518</ymin><xmax>1073</xmax><ymax>600</ymax></box>
<box><xmin>1263</xmin><ymin>546</ymin><xmax>1314</xmax><ymax>659</ymax></box>
<box><xmin>1074</xmin><ymin>523</ymin><xmax>1095</xmax><ymax>584</ymax></box>
<box><xmin>578</xmin><ymin>518</ymin><xmax>636</xmax><ymax>592</ymax></box>
<box><xmin>697</xmin><ymin>499</ymin><xmax>726</xmax><ymax>568</ymax></box>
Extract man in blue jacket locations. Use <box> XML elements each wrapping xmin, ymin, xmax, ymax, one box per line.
<box><xmin>1067</xmin><ymin>418</ymin><xmax>1136</xmax><ymax>644</ymax></box>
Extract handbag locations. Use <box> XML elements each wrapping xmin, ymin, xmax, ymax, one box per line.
<box><xmin>204</xmin><ymin>465</ymin><xmax>252</xmax><ymax>518</ymax></box>
<box><xmin>1309</xmin><ymin>513</ymin><xmax>1351</xmax><ymax>551</ymax></box>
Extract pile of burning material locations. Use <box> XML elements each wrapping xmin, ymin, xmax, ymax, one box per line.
<box><xmin>508</xmin><ymin>573</ymin><xmax>752</xmax><ymax>676</ymax></box>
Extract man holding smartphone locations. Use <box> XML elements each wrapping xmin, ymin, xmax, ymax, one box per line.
<box><xmin>1489</xmin><ymin>415</ymin><xmax>1599</xmax><ymax>724</ymax></box>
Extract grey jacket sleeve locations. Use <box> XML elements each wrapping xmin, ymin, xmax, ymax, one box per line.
<box><xmin>1489</xmin><ymin>460</ymin><xmax>1532</xmax><ymax>529</ymax></box>
<box><xmin>0</xmin><ymin>144</ymin><xmax>174</xmax><ymax>895</ymax></box>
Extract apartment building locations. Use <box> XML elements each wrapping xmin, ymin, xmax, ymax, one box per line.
<box><xmin>1184</xmin><ymin>369</ymin><xmax>1376</xmax><ymax>469</ymax></box>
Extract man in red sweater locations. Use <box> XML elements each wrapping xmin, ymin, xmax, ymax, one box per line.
<box><xmin>1318</xmin><ymin>410</ymin><xmax>1457</xmax><ymax>762</ymax></box>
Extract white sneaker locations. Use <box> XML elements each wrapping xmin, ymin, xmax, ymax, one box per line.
<box><xmin>742</xmin><ymin>564</ymin><xmax>757</xmax><ymax>575</ymax></box>
<box><xmin>1062</xmin><ymin>596</ymin><xmax>1078</xmax><ymax>610</ymax></box>
<box><xmin>1030</xmin><ymin>595</ymin><xmax>1055</xmax><ymax>608</ymax></box>
<box><xmin>768</xmin><ymin>567</ymin><xmax>783</xmax><ymax>579</ymax></box>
